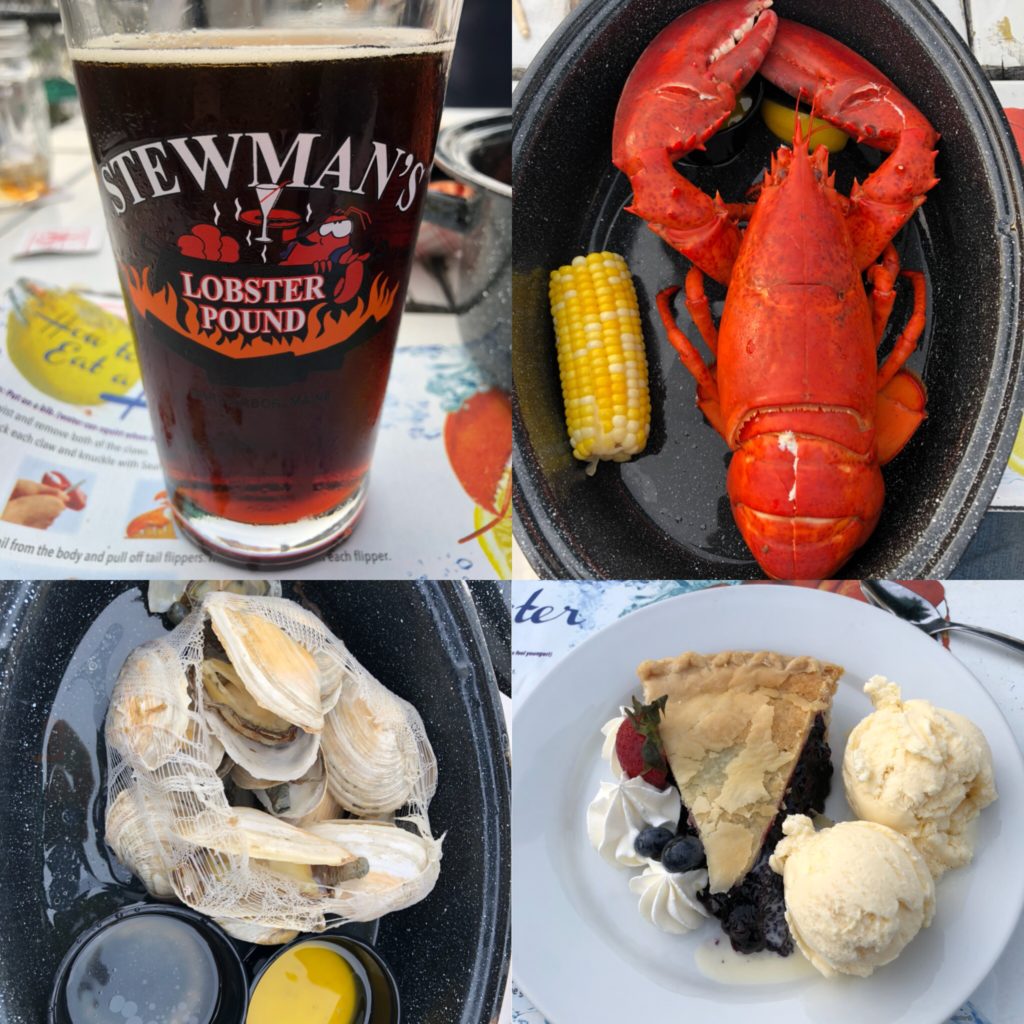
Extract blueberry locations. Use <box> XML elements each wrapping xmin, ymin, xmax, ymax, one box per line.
<box><xmin>634</xmin><ymin>826</ymin><xmax>675</xmax><ymax>860</ymax></box>
<box><xmin>661</xmin><ymin>835</ymin><xmax>706</xmax><ymax>873</ymax></box>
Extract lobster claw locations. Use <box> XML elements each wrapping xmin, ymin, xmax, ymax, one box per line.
<box><xmin>613</xmin><ymin>0</ymin><xmax>776</xmax><ymax>172</ymax></box>
<box><xmin>612</xmin><ymin>0</ymin><xmax>778</xmax><ymax>284</ymax></box>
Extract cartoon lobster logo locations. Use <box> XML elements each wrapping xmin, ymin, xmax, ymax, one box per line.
<box><xmin>280</xmin><ymin>205</ymin><xmax>372</xmax><ymax>305</ymax></box>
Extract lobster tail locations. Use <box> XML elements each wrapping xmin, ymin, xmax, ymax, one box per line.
<box><xmin>727</xmin><ymin>433</ymin><xmax>885</xmax><ymax>579</ymax></box>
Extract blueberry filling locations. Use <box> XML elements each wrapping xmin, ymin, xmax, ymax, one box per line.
<box><xmin>691</xmin><ymin>714</ymin><xmax>832</xmax><ymax>956</ymax></box>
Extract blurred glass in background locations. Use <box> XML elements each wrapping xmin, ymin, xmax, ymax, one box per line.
<box><xmin>0</xmin><ymin>18</ymin><xmax>50</xmax><ymax>202</ymax></box>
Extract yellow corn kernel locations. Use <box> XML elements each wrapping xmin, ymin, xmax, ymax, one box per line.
<box><xmin>549</xmin><ymin>252</ymin><xmax>651</xmax><ymax>475</ymax></box>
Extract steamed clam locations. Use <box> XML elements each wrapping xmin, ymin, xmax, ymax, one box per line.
<box><xmin>312</xmin><ymin>820</ymin><xmax>442</xmax><ymax>921</ymax></box>
<box><xmin>184</xmin><ymin>807</ymin><xmax>370</xmax><ymax>888</ymax></box>
<box><xmin>203</xmin><ymin>658</ymin><xmax>299</xmax><ymax>746</ymax></box>
<box><xmin>148</xmin><ymin>579</ymin><xmax>282</xmax><ymax>617</ymax></box>
<box><xmin>207</xmin><ymin>592</ymin><xmax>329</xmax><ymax>734</ymax></box>
<box><xmin>106</xmin><ymin>790</ymin><xmax>176</xmax><ymax>899</ymax></box>
<box><xmin>204</xmin><ymin>708</ymin><xmax>320</xmax><ymax>784</ymax></box>
<box><xmin>104</xmin><ymin>589</ymin><xmax>444</xmax><ymax>940</ymax></box>
<box><xmin>230</xmin><ymin>755</ymin><xmax>338</xmax><ymax>826</ymax></box>
<box><xmin>322</xmin><ymin>684</ymin><xmax>437</xmax><ymax>818</ymax></box>
<box><xmin>199</xmin><ymin>594</ymin><xmax>343</xmax><ymax>783</ymax></box>
<box><xmin>202</xmin><ymin>652</ymin><xmax>321</xmax><ymax>783</ymax></box>
<box><xmin>106</xmin><ymin>641</ymin><xmax>191</xmax><ymax>771</ymax></box>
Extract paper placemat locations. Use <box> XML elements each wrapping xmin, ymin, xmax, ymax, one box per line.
<box><xmin>0</xmin><ymin>281</ymin><xmax>511</xmax><ymax>579</ymax></box>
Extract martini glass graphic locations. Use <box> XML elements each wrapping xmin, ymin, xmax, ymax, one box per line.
<box><xmin>253</xmin><ymin>181</ymin><xmax>290</xmax><ymax>243</ymax></box>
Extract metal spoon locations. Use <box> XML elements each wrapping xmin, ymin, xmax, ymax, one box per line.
<box><xmin>860</xmin><ymin>579</ymin><xmax>1024</xmax><ymax>656</ymax></box>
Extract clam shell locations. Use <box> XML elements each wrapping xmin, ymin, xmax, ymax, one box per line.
<box><xmin>196</xmin><ymin>807</ymin><xmax>363</xmax><ymax>870</ymax></box>
<box><xmin>314</xmin><ymin>648</ymin><xmax>345</xmax><ymax>716</ymax></box>
<box><xmin>105</xmin><ymin>790</ymin><xmax>176</xmax><ymax>899</ymax></box>
<box><xmin>187</xmin><ymin>580</ymin><xmax>282</xmax><ymax>605</ymax></box>
<box><xmin>204</xmin><ymin>702</ymin><xmax>320</xmax><ymax>783</ymax></box>
<box><xmin>106</xmin><ymin>641</ymin><xmax>191</xmax><ymax>771</ymax></box>
<box><xmin>148</xmin><ymin>580</ymin><xmax>282</xmax><ymax>615</ymax></box>
<box><xmin>322</xmin><ymin>690</ymin><xmax>435</xmax><ymax>817</ymax></box>
<box><xmin>291</xmin><ymin>788</ymin><xmax>343</xmax><ymax>829</ymax></box>
<box><xmin>207</xmin><ymin>593</ymin><xmax>324</xmax><ymax>734</ymax></box>
<box><xmin>147</xmin><ymin>580</ymin><xmax>188</xmax><ymax>615</ymax></box>
<box><xmin>202</xmin><ymin>658</ymin><xmax>297</xmax><ymax>745</ymax></box>
<box><xmin>311</xmin><ymin>819</ymin><xmax>442</xmax><ymax>922</ymax></box>
<box><xmin>232</xmin><ymin>753</ymin><xmax>332</xmax><ymax>825</ymax></box>
<box><xmin>185</xmin><ymin>717</ymin><xmax>225</xmax><ymax>773</ymax></box>
<box><xmin>229</xmin><ymin>763</ymin><xmax>274</xmax><ymax>791</ymax></box>
<box><xmin>258</xmin><ymin>759</ymin><xmax>328</xmax><ymax>822</ymax></box>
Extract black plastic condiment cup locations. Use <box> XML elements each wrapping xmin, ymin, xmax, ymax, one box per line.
<box><xmin>48</xmin><ymin>903</ymin><xmax>249</xmax><ymax>1024</ymax></box>
<box><xmin>247</xmin><ymin>935</ymin><xmax>400</xmax><ymax>1024</ymax></box>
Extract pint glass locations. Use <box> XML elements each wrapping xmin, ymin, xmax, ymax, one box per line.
<box><xmin>58</xmin><ymin>0</ymin><xmax>462</xmax><ymax>565</ymax></box>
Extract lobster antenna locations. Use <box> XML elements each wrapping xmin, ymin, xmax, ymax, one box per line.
<box><xmin>792</xmin><ymin>91</ymin><xmax>805</xmax><ymax>148</ymax></box>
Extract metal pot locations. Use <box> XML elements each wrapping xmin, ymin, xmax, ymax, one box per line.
<box><xmin>428</xmin><ymin>112</ymin><xmax>512</xmax><ymax>392</ymax></box>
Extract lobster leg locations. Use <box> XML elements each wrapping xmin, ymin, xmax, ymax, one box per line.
<box><xmin>759</xmin><ymin>19</ymin><xmax>939</xmax><ymax>270</ymax></box>
<box><xmin>866</xmin><ymin>243</ymin><xmax>900</xmax><ymax>346</ymax></box>
<box><xmin>723</xmin><ymin>202</ymin><xmax>759</xmax><ymax>223</ymax></box>
<box><xmin>656</xmin><ymin>286</ymin><xmax>726</xmax><ymax>437</ymax></box>
<box><xmin>872</xmin><ymin>268</ymin><xmax>927</xmax><ymax>463</ymax></box>
<box><xmin>684</xmin><ymin>266</ymin><xmax>719</xmax><ymax>355</ymax></box>
<box><xmin>878</xmin><ymin>270</ymin><xmax>926</xmax><ymax>388</ymax></box>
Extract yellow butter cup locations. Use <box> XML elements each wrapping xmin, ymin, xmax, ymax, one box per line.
<box><xmin>761</xmin><ymin>96</ymin><xmax>850</xmax><ymax>153</ymax></box>
<box><xmin>247</xmin><ymin>936</ymin><xmax>399</xmax><ymax>1024</ymax></box>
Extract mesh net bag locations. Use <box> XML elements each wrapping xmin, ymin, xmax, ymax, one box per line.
<box><xmin>105</xmin><ymin>592</ymin><xmax>442</xmax><ymax>939</ymax></box>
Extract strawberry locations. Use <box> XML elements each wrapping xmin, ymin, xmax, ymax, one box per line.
<box><xmin>614</xmin><ymin>695</ymin><xmax>669</xmax><ymax>789</ymax></box>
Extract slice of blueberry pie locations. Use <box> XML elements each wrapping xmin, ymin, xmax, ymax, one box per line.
<box><xmin>638</xmin><ymin>650</ymin><xmax>841</xmax><ymax>955</ymax></box>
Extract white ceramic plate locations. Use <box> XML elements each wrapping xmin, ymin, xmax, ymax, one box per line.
<box><xmin>512</xmin><ymin>585</ymin><xmax>1024</xmax><ymax>1024</ymax></box>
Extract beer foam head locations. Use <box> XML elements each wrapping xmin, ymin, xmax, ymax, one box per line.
<box><xmin>71</xmin><ymin>26</ymin><xmax>452</xmax><ymax>64</ymax></box>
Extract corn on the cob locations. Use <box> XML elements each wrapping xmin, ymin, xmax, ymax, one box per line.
<box><xmin>549</xmin><ymin>252</ymin><xmax>651</xmax><ymax>475</ymax></box>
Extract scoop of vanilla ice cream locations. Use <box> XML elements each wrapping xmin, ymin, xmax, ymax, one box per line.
<box><xmin>842</xmin><ymin>676</ymin><xmax>997</xmax><ymax>878</ymax></box>
<box><xmin>770</xmin><ymin>815</ymin><xmax>935</xmax><ymax>978</ymax></box>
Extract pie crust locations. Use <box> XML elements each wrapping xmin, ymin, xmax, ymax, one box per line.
<box><xmin>638</xmin><ymin>651</ymin><xmax>841</xmax><ymax>893</ymax></box>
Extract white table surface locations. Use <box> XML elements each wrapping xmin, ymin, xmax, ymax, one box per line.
<box><xmin>510</xmin><ymin>579</ymin><xmax>1024</xmax><ymax>1024</ymax></box>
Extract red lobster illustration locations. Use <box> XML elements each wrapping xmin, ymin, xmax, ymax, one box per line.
<box><xmin>613</xmin><ymin>0</ymin><xmax>937</xmax><ymax>577</ymax></box>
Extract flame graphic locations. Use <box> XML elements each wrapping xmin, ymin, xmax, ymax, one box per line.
<box><xmin>123</xmin><ymin>265</ymin><xmax>398</xmax><ymax>360</ymax></box>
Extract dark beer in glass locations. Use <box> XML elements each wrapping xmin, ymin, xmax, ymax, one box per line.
<box><xmin>58</xmin><ymin>5</ymin><xmax>460</xmax><ymax>564</ymax></box>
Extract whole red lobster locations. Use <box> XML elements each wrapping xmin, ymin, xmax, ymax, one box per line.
<box><xmin>613</xmin><ymin>0</ymin><xmax>938</xmax><ymax>578</ymax></box>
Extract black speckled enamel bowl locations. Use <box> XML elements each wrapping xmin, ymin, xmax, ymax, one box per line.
<box><xmin>513</xmin><ymin>0</ymin><xmax>1024</xmax><ymax>579</ymax></box>
<box><xmin>0</xmin><ymin>581</ymin><xmax>509</xmax><ymax>1024</ymax></box>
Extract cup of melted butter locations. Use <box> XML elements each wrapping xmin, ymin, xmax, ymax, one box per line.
<box><xmin>248</xmin><ymin>937</ymin><xmax>399</xmax><ymax>1024</ymax></box>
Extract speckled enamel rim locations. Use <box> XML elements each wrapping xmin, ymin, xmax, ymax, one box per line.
<box><xmin>512</xmin><ymin>0</ymin><xmax>1024</xmax><ymax>580</ymax></box>
<box><xmin>47</xmin><ymin>902</ymin><xmax>249</xmax><ymax>1024</ymax></box>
